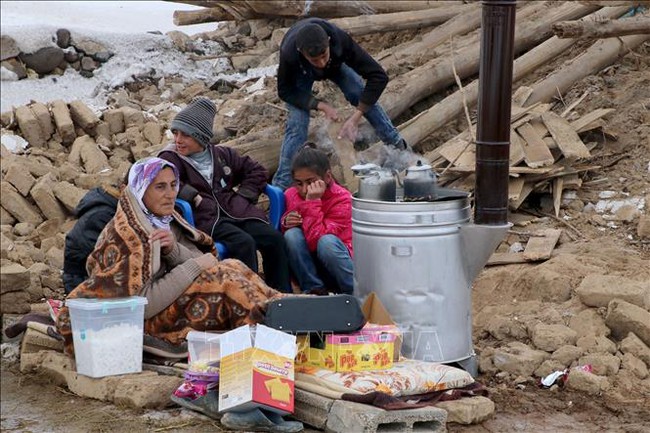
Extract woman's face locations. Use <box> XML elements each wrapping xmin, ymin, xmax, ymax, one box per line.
<box><xmin>142</xmin><ymin>167</ymin><xmax>178</xmax><ymax>216</ymax></box>
<box><xmin>293</xmin><ymin>168</ymin><xmax>331</xmax><ymax>199</ymax></box>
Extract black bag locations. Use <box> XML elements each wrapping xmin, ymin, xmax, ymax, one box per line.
<box><xmin>263</xmin><ymin>295</ymin><xmax>366</xmax><ymax>334</ymax></box>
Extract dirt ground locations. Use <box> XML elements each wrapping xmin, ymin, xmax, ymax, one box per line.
<box><xmin>2</xmin><ymin>7</ymin><xmax>649</xmax><ymax>433</ymax></box>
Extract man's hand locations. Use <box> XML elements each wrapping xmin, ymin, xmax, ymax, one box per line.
<box><xmin>306</xmin><ymin>179</ymin><xmax>327</xmax><ymax>200</ymax></box>
<box><xmin>150</xmin><ymin>229</ymin><xmax>176</xmax><ymax>255</ymax></box>
<box><xmin>283</xmin><ymin>211</ymin><xmax>303</xmax><ymax>229</ymax></box>
<box><xmin>317</xmin><ymin>102</ymin><xmax>340</xmax><ymax>121</ymax></box>
<box><xmin>338</xmin><ymin>110</ymin><xmax>364</xmax><ymax>142</ymax></box>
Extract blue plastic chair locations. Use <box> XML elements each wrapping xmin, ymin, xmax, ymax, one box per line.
<box><xmin>175</xmin><ymin>184</ymin><xmax>285</xmax><ymax>258</ymax></box>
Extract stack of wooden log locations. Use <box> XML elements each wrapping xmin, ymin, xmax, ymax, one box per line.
<box><xmin>167</xmin><ymin>0</ymin><xmax>650</xmax><ymax>211</ymax></box>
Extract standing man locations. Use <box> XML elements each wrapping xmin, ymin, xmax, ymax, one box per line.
<box><xmin>272</xmin><ymin>17</ymin><xmax>407</xmax><ymax>190</ymax></box>
<box><xmin>159</xmin><ymin>97</ymin><xmax>292</xmax><ymax>293</ymax></box>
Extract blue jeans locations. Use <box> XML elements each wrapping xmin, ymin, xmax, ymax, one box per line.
<box><xmin>284</xmin><ymin>228</ymin><xmax>353</xmax><ymax>294</ymax></box>
<box><xmin>272</xmin><ymin>64</ymin><xmax>403</xmax><ymax>190</ymax></box>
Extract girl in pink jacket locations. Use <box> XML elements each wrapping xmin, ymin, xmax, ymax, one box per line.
<box><xmin>281</xmin><ymin>143</ymin><xmax>353</xmax><ymax>294</ymax></box>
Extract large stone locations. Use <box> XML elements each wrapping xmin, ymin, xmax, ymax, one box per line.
<box><xmin>0</xmin><ymin>207</ymin><xmax>16</xmax><ymax>225</ymax></box>
<box><xmin>56</xmin><ymin>28</ymin><xmax>71</xmax><ymax>48</ymax></box>
<box><xmin>578</xmin><ymin>353</ymin><xmax>621</xmax><ymax>376</ymax></box>
<box><xmin>0</xmin><ymin>35</ymin><xmax>20</xmax><ymax>61</ymax></box>
<box><xmin>531</xmin><ymin>324</ymin><xmax>578</xmax><ymax>352</ymax></box>
<box><xmin>577</xmin><ymin>274</ymin><xmax>650</xmax><ymax>309</ymax></box>
<box><xmin>19</xmin><ymin>46</ymin><xmax>64</xmax><ymax>74</ymax></box>
<box><xmin>36</xmin><ymin>219</ymin><xmax>64</xmax><ymax>240</ymax></box>
<box><xmin>326</xmin><ymin>399</ymin><xmax>447</xmax><ymax>433</ymax></box>
<box><xmin>551</xmin><ymin>345</ymin><xmax>584</xmax><ymax>366</ymax></box>
<box><xmin>103</xmin><ymin>109</ymin><xmax>125</xmax><ymax>135</ymax></box>
<box><xmin>576</xmin><ymin>335</ymin><xmax>617</xmax><ymax>354</ymax></box>
<box><xmin>606</xmin><ymin>299</ymin><xmax>650</xmax><ymax>347</ymax></box>
<box><xmin>436</xmin><ymin>396</ymin><xmax>495</xmax><ymax>425</ymax></box>
<box><xmin>638</xmin><ymin>215</ymin><xmax>650</xmax><ymax>238</ymax></box>
<box><xmin>120</xmin><ymin>107</ymin><xmax>145</xmax><ymax>129</ymax></box>
<box><xmin>30</xmin><ymin>174</ymin><xmax>67</xmax><ymax>221</ymax></box>
<box><xmin>79</xmin><ymin>137</ymin><xmax>110</xmax><ymax>174</ymax></box>
<box><xmin>620</xmin><ymin>333</ymin><xmax>650</xmax><ymax>367</ymax></box>
<box><xmin>569</xmin><ymin>309</ymin><xmax>610</xmax><ymax>338</ymax></box>
<box><xmin>621</xmin><ymin>352</ymin><xmax>649</xmax><ymax>379</ymax></box>
<box><xmin>45</xmin><ymin>246</ymin><xmax>64</xmax><ymax>269</ymax></box>
<box><xmin>534</xmin><ymin>359</ymin><xmax>568</xmax><ymax>378</ymax></box>
<box><xmin>49</xmin><ymin>100</ymin><xmax>76</xmax><ymax>145</ymax></box>
<box><xmin>491</xmin><ymin>342</ymin><xmax>549</xmax><ymax>377</ymax></box>
<box><xmin>0</xmin><ymin>181</ymin><xmax>44</xmax><ymax>226</ymax></box>
<box><xmin>0</xmin><ymin>289</ymin><xmax>30</xmax><ymax>314</ymax></box>
<box><xmin>4</xmin><ymin>163</ymin><xmax>36</xmax><ymax>196</ymax></box>
<box><xmin>29</xmin><ymin>102</ymin><xmax>55</xmax><ymax>139</ymax></box>
<box><xmin>142</xmin><ymin>121</ymin><xmax>162</xmax><ymax>146</ymax></box>
<box><xmin>52</xmin><ymin>181</ymin><xmax>87</xmax><ymax>212</ymax></box>
<box><xmin>566</xmin><ymin>369</ymin><xmax>610</xmax><ymax>395</ymax></box>
<box><xmin>1</xmin><ymin>58</ymin><xmax>27</xmax><ymax>79</ymax></box>
<box><xmin>68</xmin><ymin>100</ymin><xmax>100</xmax><ymax>135</ymax></box>
<box><xmin>73</xmin><ymin>37</ymin><xmax>108</xmax><ymax>57</ymax></box>
<box><xmin>15</xmin><ymin>105</ymin><xmax>46</xmax><ymax>148</ymax></box>
<box><xmin>13</xmin><ymin>222</ymin><xmax>35</xmax><ymax>237</ymax></box>
<box><xmin>0</xmin><ymin>263</ymin><xmax>31</xmax><ymax>294</ymax></box>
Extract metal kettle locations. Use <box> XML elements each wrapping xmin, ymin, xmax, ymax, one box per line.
<box><xmin>403</xmin><ymin>160</ymin><xmax>437</xmax><ymax>202</ymax></box>
<box><xmin>351</xmin><ymin>163</ymin><xmax>397</xmax><ymax>202</ymax></box>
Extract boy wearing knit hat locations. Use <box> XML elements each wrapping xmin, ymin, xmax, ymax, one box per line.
<box><xmin>273</xmin><ymin>17</ymin><xmax>408</xmax><ymax>190</ymax></box>
<box><xmin>159</xmin><ymin>97</ymin><xmax>291</xmax><ymax>292</ymax></box>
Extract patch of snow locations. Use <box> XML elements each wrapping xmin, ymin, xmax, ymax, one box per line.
<box><xmin>1</xmin><ymin>67</ymin><xmax>19</xmax><ymax>82</ymax></box>
<box><xmin>595</xmin><ymin>197</ymin><xmax>645</xmax><ymax>214</ymax></box>
<box><xmin>1</xmin><ymin>134</ymin><xmax>29</xmax><ymax>153</ymax></box>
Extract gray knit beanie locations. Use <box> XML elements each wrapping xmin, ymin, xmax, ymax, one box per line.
<box><xmin>170</xmin><ymin>97</ymin><xmax>216</xmax><ymax>147</ymax></box>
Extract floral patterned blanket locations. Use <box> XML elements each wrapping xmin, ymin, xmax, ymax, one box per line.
<box><xmin>295</xmin><ymin>359</ymin><xmax>474</xmax><ymax>399</ymax></box>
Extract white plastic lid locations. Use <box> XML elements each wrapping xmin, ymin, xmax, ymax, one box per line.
<box><xmin>186</xmin><ymin>330</ymin><xmax>222</xmax><ymax>342</ymax></box>
<box><xmin>66</xmin><ymin>296</ymin><xmax>148</xmax><ymax>311</ymax></box>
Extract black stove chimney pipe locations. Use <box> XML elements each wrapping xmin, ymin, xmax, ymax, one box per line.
<box><xmin>475</xmin><ymin>0</ymin><xmax>517</xmax><ymax>225</ymax></box>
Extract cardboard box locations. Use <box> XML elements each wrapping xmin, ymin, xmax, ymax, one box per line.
<box><xmin>296</xmin><ymin>328</ymin><xmax>396</xmax><ymax>372</ymax></box>
<box><xmin>361</xmin><ymin>292</ymin><xmax>402</xmax><ymax>361</ymax></box>
<box><xmin>219</xmin><ymin>324</ymin><xmax>296</xmax><ymax>414</ymax></box>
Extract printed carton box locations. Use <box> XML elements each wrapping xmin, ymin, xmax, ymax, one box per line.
<box><xmin>361</xmin><ymin>292</ymin><xmax>402</xmax><ymax>361</ymax></box>
<box><xmin>219</xmin><ymin>324</ymin><xmax>296</xmax><ymax>414</ymax></box>
<box><xmin>296</xmin><ymin>328</ymin><xmax>396</xmax><ymax>372</ymax></box>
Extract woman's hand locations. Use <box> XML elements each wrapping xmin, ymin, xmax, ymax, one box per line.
<box><xmin>194</xmin><ymin>253</ymin><xmax>219</xmax><ymax>270</ymax></box>
<box><xmin>150</xmin><ymin>229</ymin><xmax>176</xmax><ymax>255</ymax></box>
<box><xmin>306</xmin><ymin>180</ymin><xmax>326</xmax><ymax>200</ymax></box>
<box><xmin>283</xmin><ymin>211</ymin><xmax>303</xmax><ymax>229</ymax></box>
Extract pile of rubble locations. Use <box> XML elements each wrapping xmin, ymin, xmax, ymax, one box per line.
<box><xmin>1</xmin><ymin>30</ymin><xmax>114</xmax><ymax>80</ymax></box>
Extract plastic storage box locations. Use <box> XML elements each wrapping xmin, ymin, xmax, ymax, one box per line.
<box><xmin>67</xmin><ymin>296</ymin><xmax>148</xmax><ymax>378</ymax></box>
<box><xmin>187</xmin><ymin>330</ymin><xmax>221</xmax><ymax>364</ymax></box>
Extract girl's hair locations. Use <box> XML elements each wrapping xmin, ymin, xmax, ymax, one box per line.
<box><xmin>291</xmin><ymin>142</ymin><xmax>330</xmax><ymax>177</ymax></box>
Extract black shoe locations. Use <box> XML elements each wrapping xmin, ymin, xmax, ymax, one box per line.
<box><xmin>143</xmin><ymin>334</ymin><xmax>188</xmax><ymax>359</ymax></box>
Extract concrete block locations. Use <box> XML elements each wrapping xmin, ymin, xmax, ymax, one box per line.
<box><xmin>0</xmin><ymin>262</ymin><xmax>31</xmax><ymax>294</ymax></box>
<box><xmin>326</xmin><ymin>399</ymin><xmax>447</xmax><ymax>433</ymax></box>
<box><xmin>52</xmin><ymin>181</ymin><xmax>87</xmax><ymax>212</ymax></box>
<box><xmin>1</xmin><ymin>290</ymin><xmax>30</xmax><ymax>314</ymax></box>
<box><xmin>29</xmin><ymin>102</ymin><xmax>55</xmax><ymax>139</ymax></box>
<box><xmin>620</xmin><ymin>333</ymin><xmax>650</xmax><ymax>367</ymax></box>
<box><xmin>606</xmin><ymin>299</ymin><xmax>650</xmax><ymax>348</ymax></box>
<box><xmin>436</xmin><ymin>396</ymin><xmax>495</xmax><ymax>425</ymax></box>
<box><xmin>30</xmin><ymin>174</ymin><xmax>67</xmax><ymax>221</ymax></box>
<box><xmin>68</xmin><ymin>100</ymin><xmax>100</xmax><ymax>134</ymax></box>
<box><xmin>294</xmin><ymin>388</ymin><xmax>334</xmax><ymax>430</ymax></box>
<box><xmin>1</xmin><ymin>206</ymin><xmax>16</xmax><ymax>225</ymax></box>
<box><xmin>103</xmin><ymin>109</ymin><xmax>125</xmax><ymax>135</ymax></box>
<box><xmin>19</xmin><ymin>350</ymin><xmax>47</xmax><ymax>373</ymax></box>
<box><xmin>577</xmin><ymin>274</ymin><xmax>650</xmax><ymax>309</ymax></box>
<box><xmin>15</xmin><ymin>105</ymin><xmax>46</xmax><ymax>147</ymax></box>
<box><xmin>5</xmin><ymin>163</ymin><xmax>37</xmax><ymax>196</ymax></box>
<box><xmin>49</xmin><ymin>99</ymin><xmax>76</xmax><ymax>145</ymax></box>
<box><xmin>113</xmin><ymin>373</ymin><xmax>182</xmax><ymax>409</ymax></box>
<box><xmin>67</xmin><ymin>372</ymin><xmax>122</xmax><ymax>402</ymax></box>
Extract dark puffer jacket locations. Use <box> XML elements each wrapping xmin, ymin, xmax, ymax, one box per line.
<box><xmin>63</xmin><ymin>187</ymin><xmax>119</xmax><ymax>293</ymax></box>
<box><xmin>159</xmin><ymin>144</ymin><xmax>268</xmax><ymax>237</ymax></box>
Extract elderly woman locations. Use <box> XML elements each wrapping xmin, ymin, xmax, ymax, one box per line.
<box><xmin>57</xmin><ymin>157</ymin><xmax>282</xmax><ymax>352</ymax></box>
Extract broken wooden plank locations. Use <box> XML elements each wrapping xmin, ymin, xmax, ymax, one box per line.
<box><xmin>437</xmin><ymin>137</ymin><xmax>475</xmax><ymax>167</ymax></box>
<box><xmin>510</xmin><ymin>129</ymin><xmax>526</xmax><ymax>166</ymax></box>
<box><xmin>512</xmin><ymin>86</ymin><xmax>534</xmax><ymax>107</ymax></box>
<box><xmin>530</xmin><ymin>117</ymin><xmax>549</xmax><ymax>138</ymax></box>
<box><xmin>552</xmin><ymin>176</ymin><xmax>564</xmax><ymax>217</ymax></box>
<box><xmin>509</xmin><ymin>181</ymin><xmax>535</xmax><ymax>210</ymax></box>
<box><xmin>570</xmin><ymin>108</ymin><xmax>615</xmax><ymax>132</ymax></box>
<box><xmin>487</xmin><ymin>252</ymin><xmax>529</xmax><ymax>265</ymax></box>
<box><xmin>562</xmin><ymin>173</ymin><xmax>583</xmax><ymax>189</ymax></box>
<box><xmin>542</xmin><ymin>111</ymin><xmax>591</xmax><ymax>160</ymax></box>
<box><xmin>523</xmin><ymin>228</ymin><xmax>562</xmax><ymax>261</ymax></box>
<box><xmin>517</xmin><ymin>123</ymin><xmax>556</xmax><ymax>168</ymax></box>
<box><xmin>509</xmin><ymin>177</ymin><xmax>526</xmax><ymax>200</ymax></box>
